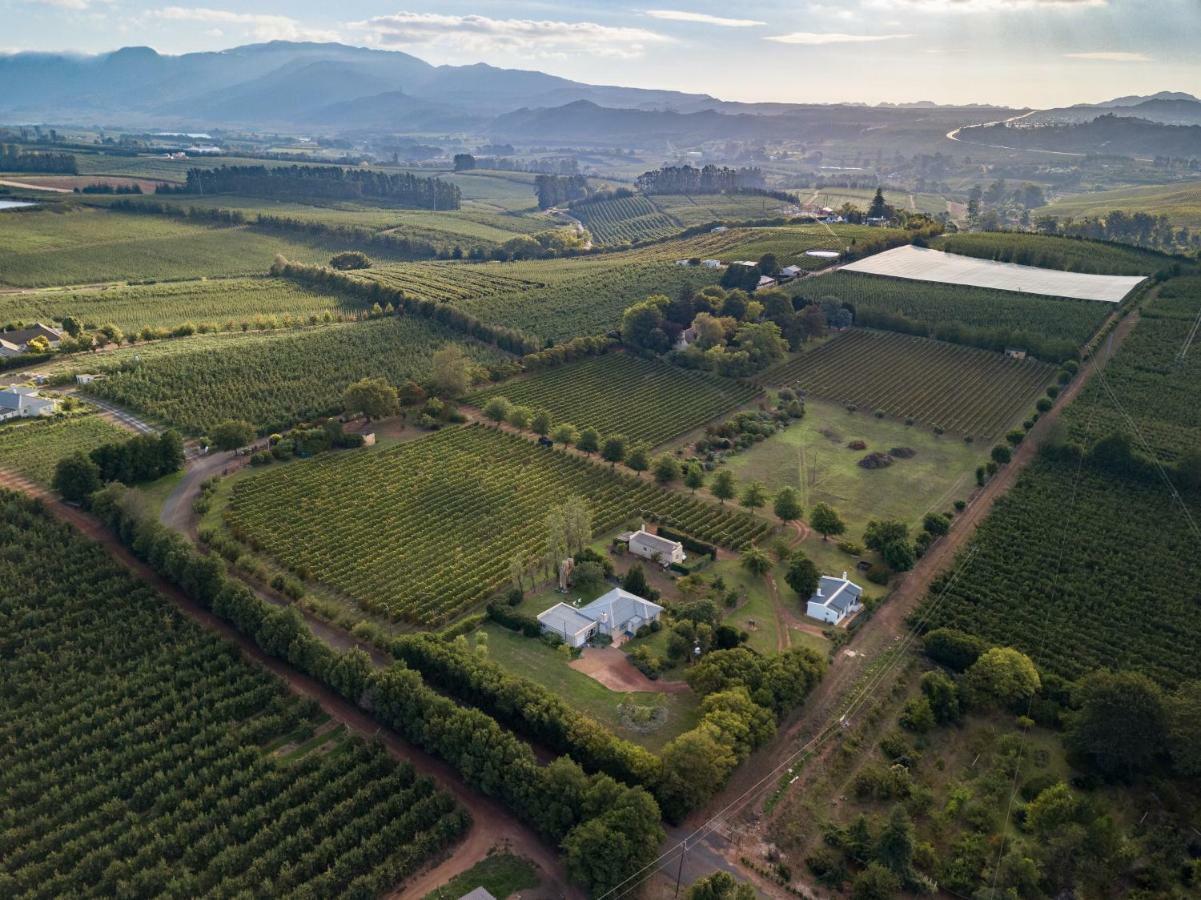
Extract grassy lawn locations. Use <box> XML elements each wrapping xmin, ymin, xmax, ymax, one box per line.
<box><xmin>708</xmin><ymin>559</ymin><xmax>782</xmax><ymax>656</ymax></box>
<box><xmin>724</xmin><ymin>397</ymin><xmax>982</xmax><ymax>537</ymax></box>
<box><xmin>134</xmin><ymin>468</ymin><xmax>186</xmax><ymax>517</ymax></box>
<box><xmin>423</xmin><ymin>853</ymin><xmax>540</xmax><ymax>900</ymax></box>
<box><xmin>477</xmin><ymin>623</ymin><xmax>700</xmax><ymax>752</ymax></box>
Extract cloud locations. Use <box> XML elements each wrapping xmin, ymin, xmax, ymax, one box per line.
<box><xmin>766</xmin><ymin>31</ymin><xmax>913</xmax><ymax>45</ymax></box>
<box><xmin>643</xmin><ymin>10</ymin><xmax>766</xmax><ymax>26</ymax></box>
<box><xmin>24</xmin><ymin>0</ymin><xmax>104</xmax><ymax>9</ymax></box>
<box><xmin>148</xmin><ymin>7</ymin><xmax>341</xmax><ymax>43</ymax></box>
<box><xmin>348</xmin><ymin>11</ymin><xmax>672</xmax><ymax>59</ymax></box>
<box><xmin>1065</xmin><ymin>51</ymin><xmax>1151</xmax><ymax>62</ymax></box>
<box><xmin>867</xmin><ymin>0</ymin><xmax>1106</xmax><ymax>10</ymax></box>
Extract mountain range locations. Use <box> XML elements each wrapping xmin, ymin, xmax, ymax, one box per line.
<box><xmin>0</xmin><ymin>41</ymin><xmax>1195</xmax><ymax>152</ymax></box>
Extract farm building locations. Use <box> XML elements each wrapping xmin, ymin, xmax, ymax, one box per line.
<box><xmin>806</xmin><ymin>573</ymin><xmax>863</xmax><ymax>626</ymax></box>
<box><xmin>701</xmin><ymin>259</ymin><xmax>722</xmax><ymax>269</ymax></box>
<box><xmin>778</xmin><ymin>265</ymin><xmax>803</xmax><ymax>281</ymax></box>
<box><xmin>627</xmin><ymin>528</ymin><xmax>686</xmax><ymax>566</ymax></box>
<box><xmin>0</xmin><ymin>386</ymin><xmax>59</xmax><ymax>422</ymax></box>
<box><xmin>756</xmin><ymin>275</ymin><xmax>779</xmax><ymax>291</ymax></box>
<box><xmin>536</xmin><ymin>588</ymin><xmax>664</xmax><ymax>646</ymax></box>
<box><xmin>1004</xmin><ymin>348</ymin><xmax>1028</xmax><ymax>360</ymax></box>
<box><xmin>537</xmin><ymin>602</ymin><xmax>598</xmax><ymax>648</ymax></box>
<box><xmin>0</xmin><ymin>322</ymin><xmax>63</xmax><ymax>358</ymax></box>
<box><xmin>674</xmin><ymin>325</ymin><xmax>699</xmax><ymax>351</ymax></box>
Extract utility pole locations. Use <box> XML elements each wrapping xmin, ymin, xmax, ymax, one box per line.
<box><xmin>674</xmin><ymin>839</ymin><xmax>689</xmax><ymax>897</ymax></box>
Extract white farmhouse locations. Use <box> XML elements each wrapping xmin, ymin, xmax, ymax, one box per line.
<box><xmin>537</xmin><ymin>602</ymin><xmax>598</xmax><ymax>648</ymax></box>
<box><xmin>700</xmin><ymin>259</ymin><xmax>723</xmax><ymax>269</ymax></box>
<box><xmin>0</xmin><ymin>323</ymin><xmax>63</xmax><ymax>358</ymax></box>
<box><xmin>778</xmin><ymin>265</ymin><xmax>803</xmax><ymax>281</ymax></box>
<box><xmin>537</xmin><ymin>588</ymin><xmax>664</xmax><ymax>647</ymax></box>
<box><xmin>0</xmin><ymin>386</ymin><xmax>59</xmax><ymax>422</ymax></box>
<box><xmin>627</xmin><ymin>528</ymin><xmax>685</xmax><ymax>566</ymax></box>
<box><xmin>806</xmin><ymin>573</ymin><xmax>864</xmax><ymax>626</ymax></box>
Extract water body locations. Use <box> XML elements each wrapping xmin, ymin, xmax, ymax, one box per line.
<box><xmin>0</xmin><ymin>199</ymin><xmax>38</xmax><ymax>210</ymax></box>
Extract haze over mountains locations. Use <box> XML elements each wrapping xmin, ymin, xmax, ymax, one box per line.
<box><xmin>1</xmin><ymin>40</ymin><xmax>1197</xmax><ymax>152</ymax></box>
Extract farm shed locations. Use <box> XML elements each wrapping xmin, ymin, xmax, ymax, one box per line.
<box><xmin>628</xmin><ymin>528</ymin><xmax>686</xmax><ymax>566</ymax></box>
<box><xmin>807</xmin><ymin>573</ymin><xmax>863</xmax><ymax>626</ymax></box>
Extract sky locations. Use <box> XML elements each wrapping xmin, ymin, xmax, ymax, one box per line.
<box><xmin>5</xmin><ymin>0</ymin><xmax>1201</xmax><ymax>107</ymax></box>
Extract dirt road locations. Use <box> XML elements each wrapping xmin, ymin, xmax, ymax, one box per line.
<box><xmin>0</xmin><ymin>470</ymin><xmax>572</xmax><ymax>899</ymax></box>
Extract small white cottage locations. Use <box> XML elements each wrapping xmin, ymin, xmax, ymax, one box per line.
<box><xmin>807</xmin><ymin>572</ymin><xmax>864</xmax><ymax>626</ymax></box>
<box><xmin>627</xmin><ymin>528</ymin><xmax>685</xmax><ymax>566</ymax></box>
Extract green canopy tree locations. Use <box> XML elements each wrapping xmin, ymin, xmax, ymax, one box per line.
<box><xmin>1066</xmin><ymin>669</ymin><xmax>1167</xmax><ymax>777</ymax></box>
<box><xmin>601</xmin><ymin>434</ymin><xmax>627</xmax><ymax>468</ymax></box>
<box><xmin>773</xmin><ymin>486</ymin><xmax>803</xmax><ymax>524</ymax></box>
<box><xmin>711</xmin><ymin>470</ymin><xmax>736</xmax><ymax>504</ymax></box>
<box><xmin>739</xmin><ymin>480</ymin><xmax>768</xmax><ymax>512</ymax></box>
<box><xmin>809</xmin><ymin>502</ymin><xmax>845</xmax><ymax>540</ymax></box>
<box><xmin>53</xmin><ymin>452</ymin><xmax>101</xmax><ymax>504</ymax></box>
<box><xmin>341</xmin><ymin>376</ymin><xmax>399</xmax><ymax>421</ymax></box>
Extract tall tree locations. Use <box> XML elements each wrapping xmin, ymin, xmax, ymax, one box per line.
<box><xmin>809</xmin><ymin>502</ymin><xmax>845</xmax><ymax>541</ymax></box>
<box><xmin>430</xmin><ymin>343</ymin><xmax>473</xmax><ymax>398</ymax></box>
<box><xmin>711</xmin><ymin>470</ymin><xmax>736</xmax><ymax>505</ymax></box>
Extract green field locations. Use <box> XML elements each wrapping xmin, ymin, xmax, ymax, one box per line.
<box><xmin>932</xmin><ymin>231</ymin><xmax>1178</xmax><ymax>276</ymax></box>
<box><xmin>468</xmin><ymin>352</ymin><xmax>760</xmax><ymax>446</ymax></box>
<box><xmin>717</xmin><ymin>224</ymin><xmax>909</xmax><ymax>270</ymax></box>
<box><xmin>1039</xmin><ymin>180</ymin><xmax>1201</xmax><ymax>230</ymax></box>
<box><xmin>1063</xmin><ymin>278</ymin><xmax>1201</xmax><ymax>461</ymax></box>
<box><xmin>652</xmin><ymin>193</ymin><xmax>799</xmax><ymax>227</ymax></box>
<box><xmin>0</xmin><ymin>277</ymin><xmax>354</xmax><ymax>335</ymax></box>
<box><xmin>0</xmin><ymin>411</ymin><xmax>131</xmax><ymax>485</ymax></box>
<box><xmin>761</xmin><ymin>329</ymin><xmax>1055</xmax><ymax>438</ymax></box>
<box><xmin>0</xmin><ymin>207</ymin><xmax>388</xmax><ymax>288</ymax></box>
<box><xmin>795</xmin><ymin>187</ymin><xmax>950</xmax><ymax>217</ymax></box>
<box><xmin>920</xmin><ymin>455</ymin><xmax>1201</xmax><ymax>685</ymax></box>
<box><xmin>86</xmin><ymin>317</ymin><xmax>510</xmax><ymax>434</ymax></box>
<box><xmin>422</xmin><ymin>852</ymin><xmax>539</xmax><ymax>900</ymax></box>
<box><xmin>225</xmin><ymin>424</ymin><xmax>771</xmax><ymax>626</ymax></box>
<box><xmin>0</xmin><ymin>490</ymin><xmax>466</xmax><ymax>897</ymax></box>
<box><xmin>800</xmin><ymin>271</ymin><xmax>1112</xmax><ymax>355</ymax></box>
<box><xmin>572</xmin><ymin>195</ymin><xmax>681</xmax><ymax>245</ymax></box>
<box><xmin>723</xmin><ymin>397</ymin><xmax>983</xmax><ymax>538</ymax></box>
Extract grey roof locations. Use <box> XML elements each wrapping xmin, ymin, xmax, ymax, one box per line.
<box><xmin>459</xmin><ymin>889</ymin><xmax>497</xmax><ymax>900</ymax></box>
<box><xmin>578</xmin><ymin>588</ymin><xmax>663</xmax><ymax>628</ymax></box>
<box><xmin>0</xmin><ymin>388</ymin><xmax>56</xmax><ymax>413</ymax></box>
<box><xmin>537</xmin><ymin>601</ymin><xmax>596</xmax><ymax>636</ymax></box>
<box><xmin>810</xmin><ymin>575</ymin><xmax>863</xmax><ymax>614</ymax></box>
<box><xmin>629</xmin><ymin>529</ymin><xmax>681</xmax><ymax>555</ymax></box>
<box><xmin>1</xmin><ymin>323</ymin><xmax>62</xmax><ymax>345</ymax></box>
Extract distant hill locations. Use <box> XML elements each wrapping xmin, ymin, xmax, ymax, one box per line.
<box><xmin>1024</xmin><ymin>92</ymin><xmax>1201</xmax><ymax>127</ymax></box>
<box><xmin>959</xmin><ymin>114</ymin><xmax>1201</xmax><ymax>157</ymax></box>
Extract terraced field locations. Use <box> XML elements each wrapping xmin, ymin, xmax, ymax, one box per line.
<box><xmin>225</xmin><ymin>424</ymin><xmax>771</xmax><ymax>625</ymax></box>
<box><xmin>572</xmin><ymin>195</ymin><xmax>680</xmax><ymax>245</ymax></box>
<box><xmin>761</xmin><ymin>329</ymin><xmax>1054</xmax><ymax>438</ymax></box>
<box><xmin>468</xmin><ymin>352</ymin><xmax>759</xmax><ymax>446</ymax></box>
<box><xmin>0</xmin><ymin>277</ymin><xmax>353</xmax><ymax>335</ymax></box>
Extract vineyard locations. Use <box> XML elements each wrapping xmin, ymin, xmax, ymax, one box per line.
<box><xmin>932</xmin><ymin>231</ymin><xmax>1179</xmax><ymax>276</ymax></box>
<box><xmin>0</xmin><ymin>491</ymin><xmax>467</xmax><ymax>897</ymax></box>
<box><xmin>0</xmin><ymin>207</ymin><xmax>381</xmax><ymax>288</ymax></box>
<box><xmin>761</xmin><ymin>330</ymin><xmax>1054</xmax><ymax>438</ymax></box>
<box><xmin>225</xmin><ymin>424</ymin><xmax>771</xmax><ymax>625</ymax></box>
<box><xmin>468</xmin><ymin>353</ymin><xmax>759</xmax><ymax>446</ymax></box>
<box><xmin>800</xmin><ymin>271</ymin><xmax>1111</xmax><ymax>353</ymax></box>
<box><xmin>0</xmin><ymin>411</ymin><xmax>131</xmax><ymax>485</ymax></box>
<box><xmin>354</xmin><ymin>261</ymin><xmax>547</xmax><ymax>303</ymax></box>
<box><xmin>919</xmin><ymin>456</ymin><xmax>1201</xmax><ymax>685</ymax></box>
<box><xmin>571</xmin><ymin>195</ymin><xmax>681</xmax><ymax>245</ymax></box>
<box><xmin>87</xmin><ymin>317</ymin><xmax>511</xmax><ymax>435</ymax></box>
<box><xmin>0</xmin><ymin>277</ymin><xmax>354</xmax><ymax>335</ymax></box>
<box><xmin>653</xmin><ymin>193</ymin><xmax>799</xmax><ymax>227</ymax></box>
<box><xmin>1063</xmin><ymin>279</ymin><xmax>1201</xmax><ymax>461</ymax></box>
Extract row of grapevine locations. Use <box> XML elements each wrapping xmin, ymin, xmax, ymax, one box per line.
<box><xmin>87</xmin><ymin>315</ymin><xmax>511</xmax><ymax>434</ymax></box>
<box><xmin>762</xmin><ymin>329</ymin><xmax>1055</xmax><ymax>438</ymax></box>
<box><xmin>0</xmin><ymin>491</ymin><xmax>467</xmax><ymax>897</ymax></box>
<box><xmin>572</xmin><ymin>195</ymin><xmax>681</xmax><ymax>246</ymax></box>
<box><xmin>225</xmin><ymin>424</ymin><xmax>771</xmax><ymax>625</ymax></box>
<box><xmin>799</xmin><ymin>272</ymin><xmax>1111</xmax><ymax>352</ymax></box>
<box><xmin>1062</xmin><ymin>279</ymin><xmax>1201</xmax><ymax>461</ymax></box>
<box><xmin>468</xmin><ymin>352</ymin><xmax>760</xmax><ymax>446</ymax></box>
<box><xmin>0</xmin><ymin>411</ymin><xmax>130</xmax><ymax>485</ymax></box>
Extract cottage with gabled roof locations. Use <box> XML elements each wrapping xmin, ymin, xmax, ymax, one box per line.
<box><xmin>0</xmin><ymin>386</ymin><xmax>59</xmax><ymax>422</ymax></box>
<box><xmin>806</xmin><ymin>572</ymin><xmax>863</xmax><ymax>626</ymax></box>
<box><xmin>627</xmin><ymin>528</ymin><xmax>685</xmax><ymax>566</ymax></box>
<box><xmin>578</xmin><ymin>588</ymin><xmax>663</xmax><ymax>639</ymax></box>
<box><xmin>0</xmin><ymin>323</ymin><xmax>63</xmax><ymax>358</ymax></box>
<box><xmin>537</xmin><ymin>602</ymin><xmax>598</xmax><ymax>648</ymax></box>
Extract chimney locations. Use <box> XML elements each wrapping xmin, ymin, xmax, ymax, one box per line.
<box><xmin>842</xmin><ymin>571</ymin><xmax>848</xmax><ymax>580</ymax></box>
<box><xmin>816</xmin><ymin>587</ymin><xmax>822</xmax><ymax>598</ymax></box>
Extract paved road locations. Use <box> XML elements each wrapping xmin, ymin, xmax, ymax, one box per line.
<box><xmin>82</xmin><ymin>395</ymin><xmax>159</xmax><ymax>435</ymax></box>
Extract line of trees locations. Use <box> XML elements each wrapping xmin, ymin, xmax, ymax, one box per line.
<box><xmin>89</xmin><ymin>485</ymin><xmax>665</xmax><ymax>896</ymax></box>
<box><xmin>53</xmin><ymin>430</ymin><xmax>184</xmax><ymax>503</ymax></box>
<box><xmin>161</xmin><ymin>165</ymin><xmax>461</xmax><ymax>210</ymax></box>
<box><xmin>635</xmin><ymin>165</ymin><xmax>770</xmax><ymax>196</ymax></box>
<box><xmin>534</xmin><ymin>174</ymin><xmax>589</xmax><ymax>209</ymax></box>
<box><xmin>0</xmin><ymin>143</ymin><xmax>76</xmax><ymax>173</ymax></box>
